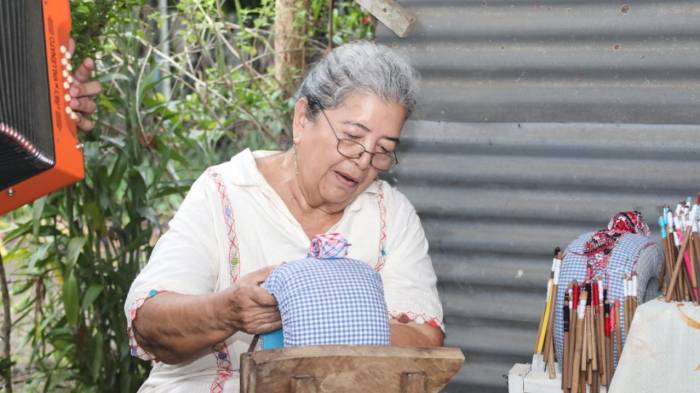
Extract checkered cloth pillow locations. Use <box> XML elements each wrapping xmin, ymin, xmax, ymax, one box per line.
<box><xmin>262</xmin><ymin>233</ymin><xmax>390</xmax><ymax>347</ymax></box>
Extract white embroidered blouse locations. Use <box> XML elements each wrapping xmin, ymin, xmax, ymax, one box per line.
<box><xmin>124</xmin><ymin>149</ymin><xmax>443</xmax><ymax>393</ymax></box>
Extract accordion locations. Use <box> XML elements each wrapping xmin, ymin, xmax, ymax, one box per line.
<box><xmin>0</xmin><ymin>0</ymin><xmax>82</xmax><ymax>214</ymax></box>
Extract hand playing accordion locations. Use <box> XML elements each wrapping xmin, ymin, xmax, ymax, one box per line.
<box><xmin>66</xmin><ymin>38</ymin><xmax>101</xmax><ymax>132</ymax></box>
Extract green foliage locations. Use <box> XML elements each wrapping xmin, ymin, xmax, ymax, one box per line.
<box><xmin>0</xmin><ymin>0</ymin><xmax>372</xmax><ymax>392</ymax></box>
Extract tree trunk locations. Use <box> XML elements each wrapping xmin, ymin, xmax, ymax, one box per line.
<box><xmin>274</xmin><ymin>0</ymin><xmax>306</xmax><ymax>98</ymax></box>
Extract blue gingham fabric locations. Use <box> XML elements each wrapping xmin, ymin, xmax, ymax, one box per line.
<box><xmin>262</xmin><ymin>235</ymin><xmax>390</xmax><ymax>347</ymax></box>
<box><xmin>553</xmin><ymin>232</ymin><xmax>662</xmax><ymax>367</ymax></box>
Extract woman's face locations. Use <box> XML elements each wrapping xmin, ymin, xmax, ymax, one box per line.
<box><xmin>292</xmin><ymin>91</ymin><xmax>406</xmax><ymax>211</ymax></box>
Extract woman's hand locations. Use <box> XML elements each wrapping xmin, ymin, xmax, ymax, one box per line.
<box><xmin>67</xmin><ymin>38</ymin><xmax>101</xmax><ymax>131</ymax></box>
<box><xmin>132</xmin><ymin>266</ymin><xmax>280</xmax><ymax>364</ymax></box>
<box><xmin>390</xmin><ymin>320</ymin><xmax>444</xmax><ymax>347</ymax></box>
<box><xmin>225</xmin><ymin>266</ymin><xmax>282</xmax><ymax>335</ymax></box>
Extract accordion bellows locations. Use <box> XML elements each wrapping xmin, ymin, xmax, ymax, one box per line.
<box><xmin>0</xmin><ymin>0</ymin><xmax>82</xmax><ymax>214</ymax></box>
<box><xmin>262</xmin><ymin>234</ymin><xmax>391</xmax><ymax>347</ymax></box>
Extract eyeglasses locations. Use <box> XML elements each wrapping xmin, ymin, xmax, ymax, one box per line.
<box><xmin>319</xmin><ymin>109</ymin><xmax>398</xmax><ymax>172</ymax></box>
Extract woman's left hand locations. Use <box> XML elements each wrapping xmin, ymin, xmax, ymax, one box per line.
<box><xmin>390</xmin><ymin>320</ymin><xmax>444</xmax><ymax>347</ymax></box>
<box><xmin>67</xmin><ymin>38</ymin><xmax>101</xmax><ymax>132</ymax></box>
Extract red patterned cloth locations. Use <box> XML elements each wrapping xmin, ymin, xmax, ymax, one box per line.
<box><xmin>309</xmin><ymin>233</ymin><xmax>350</xmax><ymax>259</ymax></box>
<box><xmin>583</xmin><ymin>211</ymin><xmax>650</xmax><ymax>276</ymax></box>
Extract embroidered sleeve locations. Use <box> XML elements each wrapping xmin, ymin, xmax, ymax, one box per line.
<box><xmin>126</xmin><ymin>289</ymin><xmax>165</xmax><ymax>361</ymax></box>
<box><xmin>124</xmin><ymin>173</ymin><xmax>223</xmax><ymax>360</ymax></box>
<box><xmin>389</xmin><ymin>310</ymin><xmax>445</xmax><ymax>332</ymax></box>
<box><xmin>379</xmin><ymin>187</ymin><xmax>445</xmax><ymax>333</ymax></box>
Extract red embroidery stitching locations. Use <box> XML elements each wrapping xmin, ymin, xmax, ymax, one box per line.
<box><xmin>207</xmin><ymin>168</ymin><xmax>240</xmax><ymax>284</ymax></box>
<box><xmin>375</xmin><ymin>181</ymin><xmax>387</xmax><ymax>272</ymax></box>
<box><xmin>209</xmin><ymin>343</ymin><xmax>234</xmax><ymax>393</ymax></box>
<box><xmin>206</xmin><ymin>168</ymin><xmax>241</xmax><ymax>392</ymax></box>
<box><xmin>389</xmin><ymin>310</ymin><xmax>444</xmax><ymax>332</ymax></box>
<box><xmin>126</xmin><ymin>291</ymin><xmax>161</xmax><ymax>361</ymax></box>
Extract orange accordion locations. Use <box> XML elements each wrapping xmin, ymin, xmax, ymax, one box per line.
<box><xmin>0</xmin><ymin>0</ymin><xmax>83</xmax><ymax>215</ymax></box>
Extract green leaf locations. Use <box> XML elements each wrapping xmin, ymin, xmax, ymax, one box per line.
<box><xmin>3</xmin><ymin>221</ymin><xmax>31</xmax><ymax>242</ymax></box>
<box><xmin>91</xmin><ymin>330</ymin><xmax>104</xmax><ymax>382</ymax></box>
<box><xmin>63</xmin><ymin>272</ymin><xmax>79</xmax><ymax>327</ymax></box>
<box><xmin>66</xmin><ymin>237</ymin><xmax>87</xmax><ymax>258</ymax></box>
<box><xmin>97</xmin><ymin>72</ymin><xmax>131</xmax><ymax>83</ymax></box>
<box><xmin>32</xmin><ymin>196</ymin><xmax>47</xmax><ymax>236</ymax></box>
<box><xmin>84</xmin><ymin>200</ymin><xmax>106</xmax><ymax>237</ymax></box>
<box><xmin>128</xmin><ymin>170</ymin><xmax>147</xmax><ymax>203</ymax></box>
<box><xmin>101</xmin><ymin>134</ymin><xmax>127</xmax><ymax>150</ymax></box>
<box><xmin>81</xmin><ymin>284</ymin><xmax>104</xmax><ymax>311</ymax></box>
<box><xmin>27</xmin><ymin>242</ymin><xmax>52</xmax><ymax>271</ymax></box>
<box><xmin>66</xmin><ymin>237</ymin><xmax>87</xmax><ymax>271</ymax></box>
<box><xmin>3</xmin><ymin>247</ymin><xmax>30</xmax><ymax>264</ymax></box>
<box><xmin>153</xmin><ymin>184</ymin><xmax>190</xmax><ymax>199</ymax></box>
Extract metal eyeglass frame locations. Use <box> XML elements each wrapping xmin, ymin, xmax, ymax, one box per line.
<box><xmin>318</xmin><ymin>108</ymin><xmax>399</xmax><ymax>172</ymax></box>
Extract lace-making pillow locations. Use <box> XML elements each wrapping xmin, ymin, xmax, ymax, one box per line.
<box><xmin>552</xmin><ymin>212</ymin><xmax>662</xmax><ymax>368</ymax></box>
<box><xmin>262</xmin><ymin>233</ymin><xmax>390</xmax><ymax>347</ymax></box>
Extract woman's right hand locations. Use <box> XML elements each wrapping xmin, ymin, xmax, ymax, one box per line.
<box><xmin>131</xmin><ymin>266</ymin><xmax>281</xmax><ymax>364</ymax></box>
<box><xmin>225</xmin><ymin>266</ymin><xmax>282</xmax><ymax>335</ymax></box>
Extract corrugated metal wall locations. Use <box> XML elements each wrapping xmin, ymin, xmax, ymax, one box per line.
<box><xmin>376</xmin><ymin>1</ymin><xmax>700</xmax><ymax>392</ymax></box>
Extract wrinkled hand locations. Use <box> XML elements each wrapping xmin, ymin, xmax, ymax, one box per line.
<box><xmin>225</xmin><ymin>266</ymin><xmax>281</xmax><ymax>335</ymax></box>
<box><xmin>67</xmin><ymin>38</ymin><xmax>101</xmax><ymax>132</ymax></box>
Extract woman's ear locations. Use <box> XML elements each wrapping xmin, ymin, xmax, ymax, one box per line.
<box><xmin>292</xmin><ymin>98</ymin><xmax>309</xmax><ymax>145</ymax></box>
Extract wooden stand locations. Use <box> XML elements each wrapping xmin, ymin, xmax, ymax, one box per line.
<box><xmin>240</xmin><ymin>345</ymin><xmax>464</xmax><ymax>393</ymax></box>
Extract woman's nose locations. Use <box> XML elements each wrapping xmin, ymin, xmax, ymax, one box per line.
<box><xmin>354</xmin><ymin>150</ymin><xmax>373</xmax><ymax>170</ymax></box>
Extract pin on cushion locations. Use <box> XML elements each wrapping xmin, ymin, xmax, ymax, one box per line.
<box><xmin>261</xmin><ymin>233</ymin><xmax>391</xmax><ymax>348</ymax></box>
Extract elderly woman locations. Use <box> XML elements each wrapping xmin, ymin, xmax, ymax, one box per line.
<box><xmin>125</xmin><ymin>41</ymin><xmax>444</xmax><ymax>392</ymax></box>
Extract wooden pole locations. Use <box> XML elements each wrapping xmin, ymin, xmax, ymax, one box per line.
<box><xmin>562</xmin><ymin>293</ymin><xmax>571</xmax><ymax>392</ymax></box>
<box><xmin>604</xmin><ymin>299</ymin><xmax>612</xmax><ymax>386</ymax></box>
<box><xmin>327</xmin><ymin>0</ymin><xmax>335</xmax><ymax>49</ymax></box>
<box><xmin>571</xmin><ymin>292</ymin><xmax>587</xmax><ymax>393</ymax></box>
<box><xmin>535</xmin><ymin>279</ymin><xmax>553</xmax><ymax>354</ymax></box>
<box><xmin>240</xmin><ymin>352</ymin><xmax>254</xmax><ymax>393</ymax></box>
<box><xmin>658</xmin><ymin>216</ymin><xmax>671</xmax><ymax>293</ymax></box>
<box><xmin>693</xmin><ymin>233</ymin><xmax>700</xmax><ymax>305</ymax></box>
<box><xmin>567</xmin><ymin>286</ymin><xmax>578</xmax><ymax>390</ymax></box>
<box><xmin>669</xmin><ymin>235</ymin><xmax>681</xmax><ymax>300</ymax></box>
<box><xmin>354</xmin><ymin>0</ymin><xmax>416</xmax><ymax>38</ymax></box>
<box><xmin>588</xmin><ymin>304</ymin><xmax>597</xmax><ymax>373</ymax></box>
<box><xmin>545</xmin><ymin>281</ymin><xmax>559</xmax><ymax>378</ymax></box>
<box><xmin>666</xmin><ymin>228</ymin><xmax>693</xmax><ymax>302</ymax></box>
<box><xmin>614</xmin><ymin>300</ymin><xmax>623</xmax><ymax>367</ymax></box>
<box><xmin>596</xmin><ymin>301</ymin><xmax>606</xmax><ymax>384</ymax></box>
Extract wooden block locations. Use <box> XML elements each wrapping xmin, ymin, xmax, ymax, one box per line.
<box><xmin>240</xmin><ymin>345</ymin><xmax>464</xmax><ymax>393</ymax></box>
<box><xmin>291</xmin><ymin>375</ymin><xmax>317</xmax><ymax>393</ymax></box>
<box><xmin>400</xmin><ymin>372</ymin><xmax>427</xmax><ymax>393</ymax></box>
<box><xmin>354</xmin><ymin>0</ymin><xmax>417</xmax><ymax>38</ymax></box>
<box><xmin>241</xmin><ymin>352</ymin><xmax>255</xmax><ymax>393</ymax></box>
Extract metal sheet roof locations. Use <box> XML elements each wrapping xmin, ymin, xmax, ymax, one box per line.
<box><xmin>377</xmin><ymin>1</ymin><xmax>700</xmax><ymax>391</ymax></box>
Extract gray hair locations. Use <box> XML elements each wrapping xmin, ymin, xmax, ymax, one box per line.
<box><xmin>295</xmin><ymin>41</ymin><xmax>419</xmax><ymax>120</ymax></box>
